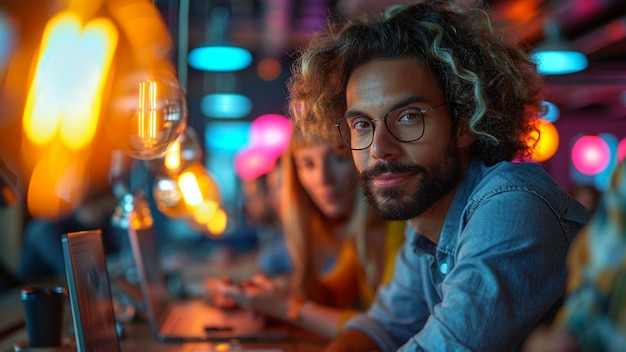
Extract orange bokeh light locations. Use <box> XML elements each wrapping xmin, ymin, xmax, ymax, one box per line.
<box><xmin>257</xmin><ymin>58</ymin><xmax>282</xmax><ymax>81</ymax></box>
<box><xmin>529</xmin><ymin>119</ymin><xmax>559</xmax><ymax>162</ymax></box>
<box><xmin>205</xmin><ymin>208</ymin><xmax>227</xmax><ymax>236</ymax></box>
<box><xmin>27</xmin><ymin>153</ymin><xmax>88</xmax><ymax>219</ymax></box>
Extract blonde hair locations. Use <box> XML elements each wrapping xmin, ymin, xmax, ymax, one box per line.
<box><xmin>280</xmin><ymin>129</ymin><xmax>380</xmax><ymax>303</ymax></box>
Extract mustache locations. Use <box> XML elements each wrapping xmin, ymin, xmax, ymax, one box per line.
<box><xmin>360</xmin><ymin>161</ymin><xmax>426</xmax><ymax>178</ymax></box>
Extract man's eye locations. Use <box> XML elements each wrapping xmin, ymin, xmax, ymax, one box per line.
<box><xmin>397</xmin><ymin>109</ymin><xmax>421</xmax><ymax>122</ymax></box>
<box><xmin>351</xmin><ymin>118</ymin><xmax>372</xmax><ymax>130</ymax></box>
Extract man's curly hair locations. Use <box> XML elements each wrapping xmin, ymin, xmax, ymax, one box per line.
<box><xmin>286</xmin><ymin>0</ymin><xmax>544</xmax><ymax>165</ymax></box>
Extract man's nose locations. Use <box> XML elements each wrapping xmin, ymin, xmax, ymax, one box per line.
<box><xmin>370</xmin><ymin>124</ymin><xmax>402</xmax><ymax>160</ymax></box>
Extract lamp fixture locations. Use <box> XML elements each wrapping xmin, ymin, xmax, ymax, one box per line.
<box><xmin>188</xmin><ymin>46</ymin><xmax>252</xmax><ymax>72</ymax></box>
<box><xmin>540</xmin><ymin>100</ymin><xmax>560</xmax><ymax>122</ymax></box>
<box><xmin>201</xmin><ymin>93</ymin><xmax>252</xmax><ymax>118</ymax></box>
<box><xmin>108</xmin><ymin>68</ymin><xmax>187</xmax><ymax>160</ymax></box>
<box><xmin>187</xmin><ymin>6</ymin><xmax>252</xmax><ymax>72</ymax></box>
<box><xmin>531</xmin><ymin>20</ymin><xmax>588</xmax><ymax>75</ymax></box>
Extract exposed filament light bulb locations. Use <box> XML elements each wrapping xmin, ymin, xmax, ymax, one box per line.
<box><xmin>137</xmin><ymin>80</ymin><xmax>158</xmax><ymax>149</ymax></box>
<box><xmin>107</xmin><ymin>68</ymin><xmax>187</xmax><ymax>160</ymax></box>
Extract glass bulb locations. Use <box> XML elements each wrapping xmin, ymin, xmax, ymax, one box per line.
<box><xmin>156</xmin><ymin>127</ymin><xmax>203</xmax><ymax>176</ymax></box>
<box><xmin>107</xmin><ymin>68</ymin><xmax>187</xmax><ymax>160</ymax></box>
<box><xmin>178</xmin><ymin>127</ymin><xmax>203</xmax><ymax>164</ymax></box>
<box><xmin>188</xmin><ymin>207</ymin><xmax>228</xmax><ymax>236</ymax></box>
<box><xmin>205</xmin><ymin>208</ymin><xmax>227</xmax><ymax>235</ymax></box>
<box><xmin>153</xmin><ymin>161</ymin><xmax>222</xmax><ymax>221</ymax></box>
<box><xmin>178</xmin><ymin>161</ymin><xmax>221</xmax><ymax>208</ymax></box>
<box><xmin>153</xmin><ymin>173</ymin><xmax>191</xmax><ymax>220</ymax></box>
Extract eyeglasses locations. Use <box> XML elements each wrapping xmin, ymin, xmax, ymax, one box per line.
<box><xmin>335</xmin><ymin>103</ymin><xmax>446</xmax><ymax>150</ymax></box>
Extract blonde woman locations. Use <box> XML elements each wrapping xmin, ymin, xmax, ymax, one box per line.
<box><xmin>210</xmin><ymin>128</ymin><xmax>405</xmax><ymax>339</ymax></box>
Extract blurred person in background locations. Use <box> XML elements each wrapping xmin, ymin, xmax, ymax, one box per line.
<box><xmin>206</xmin><ymin>128</ymin><xmax>406</xmax><ymax>340</ymax></box>
<box><xmin>16</xmin><ymin>185</ymin><xmax>124</xmax><ymax>283</ymax></box>
<box><xmin>254</xmin><ymin>162</ymin><xmax>291</xmax><ymax>277</ymax></box>
<box><xmin>568</xmin><ymin>183</ymin><xmax>601</xmax><ymax>214</ymax></box>
<box><xmin>16</xmin><ymin>150</ymin><xmax>131</xmax><ymax>284</ymax></box>
<box><xmin>193</xmin><ymin>167</ymin><xmax>283</xmax><ymax>263</ymax></box>
<box><xmin>523</xmin><ymin>160</ymin><xmax>626</xmax><ymax>352</ymax></box>
<box><xmin>240</xmin><ymin>168</ymin><xmax>283</xmax><ymax>255</ymax></box>
<box><xmin>191</xmin><ymin>169</ymin><xmax>284</xmax><ymax>274</ymax></box>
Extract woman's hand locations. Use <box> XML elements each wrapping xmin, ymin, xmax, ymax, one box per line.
<box><xmin>203</xmin><ymin>276</ymin><xmax>240</xmax><ymax>309</ymax></box>
<box><xmin>222</xmin><ymin>274</ymin><xmax>293</xmax><ymax>319</ymax></box>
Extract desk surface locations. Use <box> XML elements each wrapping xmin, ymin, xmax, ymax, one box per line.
<box><xmin>0</xmin><ymin>289</ymin><xmax>327</xmax><ymax>352</ymax></box>
<box><xmin>121</xmin><ymin>323</ymin><xmax>326</xmax><ymax>352</ymax></box>
<box><xmin>1</xmin><ymin>322</ymin><xmax>326</xmax><ymax>352</ymax></box>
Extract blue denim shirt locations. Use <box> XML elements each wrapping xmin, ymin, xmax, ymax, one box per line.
<box><xmin>344</xmin><ymin>160</ymin><xmax>590</xmax><ymax>351</ymax></box>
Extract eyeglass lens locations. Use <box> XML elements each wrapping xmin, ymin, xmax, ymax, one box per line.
<box><xmin>337</xmin><ymin>106</ymin><xmax>426</xmax><ymax>150</ymax></box>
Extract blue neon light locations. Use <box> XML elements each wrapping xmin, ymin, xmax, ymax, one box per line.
<box><xmin>532</xmin><ymin>50</ymin><xmax>588</xmax><ymax>75</ymax></box>
<box><xmin>201</xmin><ymin>94</ymin><xmax>252</xmax><ymax>118</ymax></box>
<box><xmin>188</xmin><ymin>46</ymin><xmax>252</xmax><ymax>72</ymax></box>
<box><xmin>205</xmin><ymin>121</ymin><xmax>251</xmax><ymax>151</ymax></box>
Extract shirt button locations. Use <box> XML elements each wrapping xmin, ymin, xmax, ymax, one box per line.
<box><xmin>440</xmin><ymin>263</ymin><xmax>448</xmax><ymax>274</ymax></box>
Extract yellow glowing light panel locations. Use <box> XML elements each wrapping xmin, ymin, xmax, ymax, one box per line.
<box><xmin>23</xmin><ymin>11</ymin><xmax>118</xmax><ymax>150</ymax></box>
<box><xmin>21</xmin><ymin>10</ymin><xmax>118</xmax><ymax>218</ymax></box>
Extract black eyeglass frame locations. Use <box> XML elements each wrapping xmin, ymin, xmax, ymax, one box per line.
<box><xmin>334</xmin><ymin>103</ymin><xmax>447</xmax><ymax>151</ymax></box>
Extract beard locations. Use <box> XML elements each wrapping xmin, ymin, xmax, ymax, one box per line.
<box><xmin>358</xmin><ymin>143</ymin><xmax>463</xmax><ymax>221</ymax></box>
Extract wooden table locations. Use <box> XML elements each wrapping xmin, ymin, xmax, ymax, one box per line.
<box><xmin>0</xmin><ymin>288</ymin><xmax>327</xmax><ymax>352</ymax></box>
<box><xmin>120</xmin><ymin>322</ymin><xmax>326</xmax><ymax>352</ymax></box>
<box><xmin>2</xmin><ymin>320</ymin><xmax>326</xmax><ymax>352</ymax></box>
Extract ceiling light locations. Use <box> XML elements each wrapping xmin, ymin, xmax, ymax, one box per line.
<box><xmin>201</xmin><ymin>93</ymin><xmax>252</xmax><ymax>118</ymax></box>
<box><xmin>205</xmin><ymin>121</ymin><xmax>251</xmax><ymax>151</ymax></box>
<box><xmin>540</xmin><ymin>100</ymin><xmax>560</xmax><ymax>122</ymax></box>
<box><xmin>188</xmin><ymin>46</ymin><xmax>252</xmax><ymax>72</ymax></box>
<box><xmin>187</xmin><ymin>6</ymin><xmax>252</xmax><ymax>72</ymax></box>
<box><xmin>531</xmin><ymin>21</ymin><xmax>588</xmax><ymax>75</ymax></box>
<box><xmin>571</xmin><ymin>135</ymin><xmax>611</xmax><ymax>175</ymax></box>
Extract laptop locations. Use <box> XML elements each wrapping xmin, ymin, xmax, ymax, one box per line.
<box><xmin>61</xmin><ymin>230</ymin><xmax>121</xmax><ymax>352</ymax></box>
<box><xmin>127</xmin><ymin>223</ymin><xmax>290</xmax><ymax>343</ymax></box>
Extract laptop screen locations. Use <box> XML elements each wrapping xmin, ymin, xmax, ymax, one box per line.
<box><xmin>62</xmin><ymin>230</ymin><xmax>120</xmax><ymax>352</ymax></box>
<box><xmin>127</xmin><ymin>226</ymin><xmax>173</xmax><ymax>327</ymax></box>
<box><xmin>126</xmin><ymin>218</ymin><xmax>292</xmax><ymax>343</ymax></box>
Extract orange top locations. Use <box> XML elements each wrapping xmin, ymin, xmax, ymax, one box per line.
<box><xmin>319</xmin><ymin>221</ymin><xmax>406</xmax><ymax>313</ymax></box>
<box><xmin>357</xmin><ymin>221</ymin><xmax>405</xmax><ymax>307</ymax></box>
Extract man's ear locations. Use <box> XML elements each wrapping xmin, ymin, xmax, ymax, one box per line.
<box><xmin>456</xmin><ymin>120</ymin><xmax>476</xmax><ymax>148</ymax></box>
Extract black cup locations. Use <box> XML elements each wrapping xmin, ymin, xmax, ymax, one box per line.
<box><xmin>20</xmin><ymin>286</ymin><xmax>68</xmax><ymax>348</ymax></box>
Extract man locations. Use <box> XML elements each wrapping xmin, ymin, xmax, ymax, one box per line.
<box><xmin>286</xmin><ymin>1</ymin><xmax>590</xmax><ymax>351</ymax></box>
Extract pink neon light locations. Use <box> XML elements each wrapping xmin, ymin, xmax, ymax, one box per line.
<box><xmin>571</xmin><ymin>135</ymin><xmax>611</xmax><ymax>175</ymax></box>
<box><xmin>249</xmin><ymin>114</ymin><xmax>292</xmax><ymax>157</ymax></box>
<box><xmin>234</xmin><ymin>146</ymin><xmax>277</xmax><ymax>181</ymax></box>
